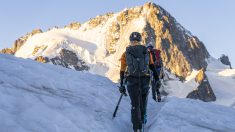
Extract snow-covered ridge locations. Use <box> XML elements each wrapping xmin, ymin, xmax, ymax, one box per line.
<box><xmin>14</xmin><ymin>11</ymin><xmax>148</xmax><ymax>81</ymax></box>
<box><xmin>1</xmin><ymin>54</ymin><xmax>235</xmax><ymax>132</ymax></box>
<box><xmin>13</xmin><ymin>2</ymin><xmax>210</xmax><ymax>81</ymax></box>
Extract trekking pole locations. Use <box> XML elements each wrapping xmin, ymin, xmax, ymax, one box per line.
<box><xmin>112</xmin><ymin>91</ymin><xmax>127</xmax><ymax>119</ymax></box>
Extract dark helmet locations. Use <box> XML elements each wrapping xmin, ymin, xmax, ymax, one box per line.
<box><xmin>129</xmin><ymin>32</ymin><xmax>142</xmax><ymax>42</ymax></box>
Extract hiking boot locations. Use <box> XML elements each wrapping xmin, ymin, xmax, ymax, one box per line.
<box><xmin>157</xmin><ymin>96</ymin><xmax>161</xmax><ymax>102</ymax></box>
<box><xmin>134</xmin><ymin>129</ymin><xmax>142</xmax><ymax>132</ymax></box>
<box><xmin>157</xmin><ymin>93</ymin><xmax>161</xmax><ymax>102</ymax></box>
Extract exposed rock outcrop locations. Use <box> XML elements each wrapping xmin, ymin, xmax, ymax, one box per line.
<box><xmin>51</xmin><ymin>49</ymin><xmax>89</xmax><ymax>71</ymax></box>
<box><xmin>0</xmin><ymin>29</ymin><xmax>42</xmax><ymax>55</ymax></box>
<box><xmin>220</xmin><ymin>54</ymin><xmax>232</xmax><ymax>69</ymax></box>
<box><xmin>59</xmin><ymin>49</ymin><xmax>80</xmax><ymax>66</ymax></box>
<box><xmin>0</xmin><ymin>48</ymin><xmax>14</xmax><ymax>54</ymax></box>
<box><xmin>187</xmin><ymin>69</ymin><xmax>216</xmax><ymax>102</ymax></box>
<box><xmin>32</xmin><ymin>45</ymin><xmax>48</xmax><ymax>56</ymax></box>
<box><xmin>34</xmin><ymin>49</ymin><xmax>89</xmax><ymax>71</ymax></box>
<box><xmin>88</xmin><ymin>13</ymin><xmax>114</xmax><ymax>28</ymax></box>
<box><xmin>35</xmin><ymin>56</ymin><xmax>49</xmax><ymax>63</ymax></box>
<box><xmin>65</xmin><ymin>22</ymin><xmax>81</xmax><ymax>30</ymax></box>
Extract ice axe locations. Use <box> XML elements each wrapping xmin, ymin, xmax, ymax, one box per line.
<box><xmin>112</xmin><ymin>87</ymin><xmax>127</xmax><ymax>119</ymax></box>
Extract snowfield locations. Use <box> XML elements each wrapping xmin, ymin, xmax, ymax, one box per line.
<box><xmin>162</xmin><ymin>57</ymin><xmax>235</xmax><ymax>108</ymax></box>
<box><xmin>0</xmin><ymin>54</ymin><xmax>129</xmax><ymax>132</ymax></box>
<box><xmin>1</xmin><ymin>54</ymin><xmax>235</xmax><ymax>132</ymax></box>
<box><xmin>148</xmin><ymin>98</ymin><xmax>235</xmax><ymax>132</ymax></box>
<box><xmin>206</xmin><ymin>58</ymin><xmax>235</xmax><ymax>108</ymax></box>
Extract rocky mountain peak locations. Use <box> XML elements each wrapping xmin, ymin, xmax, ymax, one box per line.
<box><xmin>104</xmin><ymin>2</ymin><xmax>210</xmax><ymax>78</ymax></box>
<box><xmin>0</xmin><ymin>29</ymin><xmax>42</xmax><ymax>55</ymax></box>
<box><xmin>2</xmin><ymin>2</ymin><xmax>210</xmax><ymax>79</ymax></box>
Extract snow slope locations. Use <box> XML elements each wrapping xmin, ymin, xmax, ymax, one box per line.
<box><xmin>148</xmin><ymin>98</ymin><xmax>235</xmax><ymax>132</ymax></box>
<box><xmin>162</xmin><ymin>57</ymin><xmax>235</xmax><ymax>108</ymax></box>
<box><xmin>1</xmin><ymin>54</ymin><xmax>235</xmax><ymax>132</ymax></box>
<box><xmin>0</xmin><ymin>54</ymin><xmax>130</xmax><ymax>132</ymax></box>
<box><xmin>14</xmin><ymin>14</ymin><xmax>147</xmax><ymax>82</ymax></box>
<box><xmin>14</xmin><ymin>28</ymin><xmax>110</xmax><ymax>77</ymax></box>
<box><xmin>206</xmin><ymin>58</ymin><xmax>235</xmax><ymax>108</ymax></box>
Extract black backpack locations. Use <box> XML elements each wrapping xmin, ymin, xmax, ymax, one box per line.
<box><xmin>126</xmin><ymin>45</ymin><xmax>150</xmax><ymax>77</ymax></box>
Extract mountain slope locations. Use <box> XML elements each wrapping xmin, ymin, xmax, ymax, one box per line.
<box><xmin>162</xmin><ymin>57</ymin><xmax>235</xmax><ymax>107</ymax></box>
<box><xmin>2</xmin><ymin>2</ymin><xmax>209</xmax><ymax>81</ymax></box>
<box><xmin>1</xmin><ymin>53</ymin><xmax>235</xmax><ymax>132</ymax></box>
<box><xmin>206</xmin><ymin>58</ymin><xmax>235</xmax><ymax>107</ymax></box>
<box><xmin>148</xmin><ymin>98</ymin><xmax>235</xmax><ymax>132</ymax></box>
<box><xmin>0</xmin><ymin>54</ymin><xmax>129</xmax><ymax>132</ymax></box>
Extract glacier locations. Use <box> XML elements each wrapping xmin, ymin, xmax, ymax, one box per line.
<box><xmin>1</xmin><ymin>54</ymin><xmax>235</xmax><ymax>132</ymax></box>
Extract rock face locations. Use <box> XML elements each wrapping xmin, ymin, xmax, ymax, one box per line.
<box><xmin>0</xmin><ymin>29</ymin><xmax>42</xmax><ymax>55</ymax></box>
<box><xmin>220</xmin><ymin>54</ymin><xmax>232</xmax><ymax>69</ymax></box>
<box><xmin>65</xmin><ymin>22</ymin><xmax>81</xmax><ymax>30</ymax></box>
<box><xmin>0</xmin><ymin>48</ymin><xmax>14</xmax><ymax>54</ymax></box>
<box><xmin>103</xmin><ymin>2</ymin><xmax>210</xmax><ymax>79</ymax></box>
<box><xmin>187</xmin><ymin>69</ymin><xmax>216</xmax><ymax>102</ymax></box>
<box><xmin>88</xmin><ymin>13</ymin><xmax>114</xmax><ymax>28</ymax></box>
<box><xmin>34</xmin><ymin>49</ymin><xmax>89</xmax><ymax>71</ymax></box>
<box><xmin>59</xmin><ymin>49</ymin><xmax>79</xmax><ymax>66</ymax></box>
<box><xmin>35</xmin><ymin>56</ymin><xmax>49</xmax><ymax>63</ymax></box>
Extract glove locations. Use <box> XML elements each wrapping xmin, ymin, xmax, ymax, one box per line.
<box><xmin>119</xmin><ymin>85</ymin><xmax>126</xmax><ymax>95</ymax></box>
<box><xmin>120</xmin><ymin>71</ymin><xmax>125</xmax><ymax>86</ymax></box>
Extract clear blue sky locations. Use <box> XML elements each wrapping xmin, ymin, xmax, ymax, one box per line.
<box><xmin>0</xmin><ymin>0</ymin><xmax>235</xmax><ymax>66</ymax></box>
